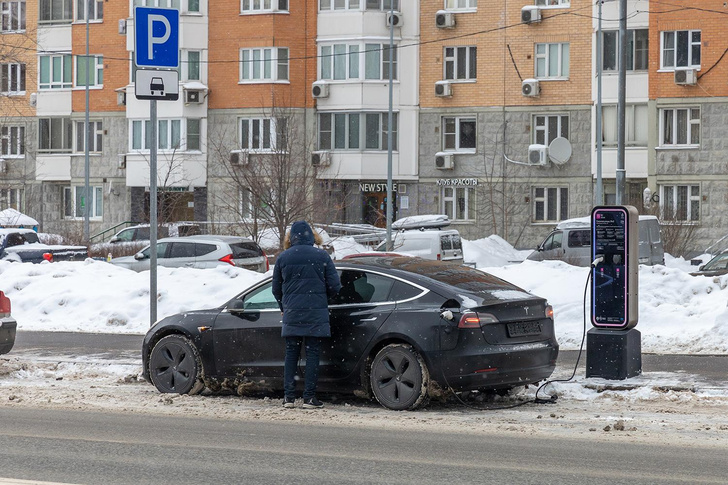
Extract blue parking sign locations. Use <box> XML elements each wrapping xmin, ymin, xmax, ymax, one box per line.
<box><xmin>134</xmin><ymin>7</ymin><xmax>179</xmax><ymax>69</ymax></box>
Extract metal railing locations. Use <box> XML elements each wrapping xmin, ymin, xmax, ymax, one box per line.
<box><xmin>89</xmin><ymin>221</ymin><xmax>140</xmax><ymax>243</ymax></box>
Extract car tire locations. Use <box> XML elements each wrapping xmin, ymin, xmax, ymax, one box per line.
<box><xmin>149</xmin><ymin>334</ymin><xmax>204</xmax><ymax>395</ymax></box>
<box><xmin>370</xmin><ymin>343</ymin><xmax>429</xmax><ymax>411</ymax></box>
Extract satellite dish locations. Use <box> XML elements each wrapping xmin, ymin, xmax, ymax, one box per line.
<box><xmin>548</xmin><ymin>137</ymin><xmax>572</xmax><ymax>165</ymax></box>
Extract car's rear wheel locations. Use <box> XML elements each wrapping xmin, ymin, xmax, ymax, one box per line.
<box><xmin>370</xmin><ymin>343</ymin><xmax>429</xmax><ymax>410</ymax></box>
<box><xmin>149</xmin><ymin>335</ymin><xmax>204</xmax><ymax>395</ymax></box>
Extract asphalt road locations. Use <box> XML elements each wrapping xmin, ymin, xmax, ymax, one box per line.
<box><xmin>0</xmin><ymin>407</ymin><xmax>726</xmax><ymax>485</ymax></box>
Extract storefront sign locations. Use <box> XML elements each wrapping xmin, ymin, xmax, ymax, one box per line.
<box><xmin>359</xmin><ymin>183</ymin><xmax>398</xmax><ymax>192</ymax></box>
<box><xmin>436</xmin><ymin>178</ymin><xmax>479</xmax><ymax>186</ymax></box>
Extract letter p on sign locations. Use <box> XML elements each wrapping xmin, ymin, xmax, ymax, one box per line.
<box><xmin>134</xmin><ymin>7</ymin><xmax>179</xmax><ymax>69</ymax></box>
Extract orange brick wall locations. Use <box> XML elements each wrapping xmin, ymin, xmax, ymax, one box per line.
<box><xmin>0</xmin><ymin>0</ymin><xmax>37</xmax><ymax>117</ymax></box>
<box><xmin>208</xmin><ymin>1</ymin><xmax>317</xmax><ymax>110</ymax></box>
<box><xmin>649</xmin><ymin>1</ymin><xmax>728</xmax><ymax>99</ymax></box>
<box><xmin>420</xmin><ymin>1</ymin><xmax>592</xmax><ymax>108</ymax></box>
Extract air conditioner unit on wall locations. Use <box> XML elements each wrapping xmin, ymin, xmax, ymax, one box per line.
<box><xmin>312</xmin><ymin>81</ymin><xmax>329</xmax><ymax>99</ymax></box>
<box><xmin>118</xmin><ymin>19</ymin><xmax>127</xmax><ymax>35</ymax></box>
<box><xmin>29</xmin><ymin>92</ymin><xmax>37</xmax><ymax>107</ymax></box>
<box><xmin>185</xmin><ymin>90</ymin><xmax>203</xmax><ymax>104</ymax></box>
<box><xmin>528</xmin><ymin>144</ymin><xmax>548</xmax><ymax>165</ymax></box>
<box><xmin>674</xmin><ymin>68</ymin><xmax>697</xmax><ymax>86</ymax></box>
<box><xmin>230</xmin><ymin>150</ymin><xmax>249</xmax><ymax>166</ymax></box>
<box><xmin>521</xmin><ymin>6</ymin><xmax>542</xmax><ymax>24</ymax></box>
<box><xmin>435</xmin><ymin>80</ymin><xmax>452</xmax><ymax>97</ymax></box>
<box><xmin>117</xmin><ymin>91</ymin><xmax>126</xmax><ymax>106</ymax></box>
<box><xmin>312</xmin><ymin>151</ymin><xmax>331</xmax><ymax>167</ymax></box>
<box><xmin>521</xmin><ymin>79</ymin><xmax>540</xmax><ymax>97</ymax></box>
<box><xmin>387</xmin><ymin>11</ymin><xmax>403</xmax><ymax>28</ymax></box>
<box><xmin>435</xmin><ymin>152</ymin><xmax>454</xmax><ymax>170</ymax></box>
<box><xmin>435</xmin><ymin>10</ymin><xmax>455</xmax><ymax>29</ymax></box>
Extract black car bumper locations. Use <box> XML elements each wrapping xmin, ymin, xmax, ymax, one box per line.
<box><xmin>0</xmin><ymin>317</ymin><xmax>17</xmax><ymax>355</ymax></box>
<box><xmin>430</xmin><ymin>340</ymin><xmax>559</xmax><ymax>391</ymax></box>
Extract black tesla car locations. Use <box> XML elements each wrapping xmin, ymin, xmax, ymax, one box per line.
<box><xmin>142</xmin><ymin>256</ymin><xmax>559</xmax><ymax>410</ymax></box>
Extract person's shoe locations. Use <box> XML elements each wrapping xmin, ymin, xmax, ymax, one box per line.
<box><xmin>282</xmin><ymin>397</ymin><xmax>296</xmax><ymax>409</ymax></box>
<box><xmin>302</xmin><ymin>397</ymin><xmax>324</xmax><ymax>409</ymax></box>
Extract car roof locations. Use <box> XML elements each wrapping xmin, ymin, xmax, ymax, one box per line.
<box><xmin>0</xmin><ymin>228</ymin><xmax>36</xmax><ymax>235</ymax></box>
<box><xmin>184</xmin><ymin>234</ymin><xmax>258</xmax><ymax>244</ymax></box>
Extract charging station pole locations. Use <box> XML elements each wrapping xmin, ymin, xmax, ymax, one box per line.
<box><xmin>587</xmin><ymin>205</ymin><xmax>642</xmax><ymax>379</ymax></box>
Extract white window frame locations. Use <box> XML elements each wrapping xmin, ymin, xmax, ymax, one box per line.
<box><xmin>318</xmin><ymin>112</ymin><xmax>398</xmax><ymax>151</ymax></box>
<box><xmin>444</xmin><ymin>46</ymin><xmax>477</xmax><ymax>81</ymax></box>
<box><xmin>239</xmin><ymin>47</ymin><xmax>289</xmax><ymax>83</ymax></box>
<box><xmin>239</xmin><ymin>117</ymin><xmax>287</xmax><ymax>152</ymax></box>
<box><xmin>39</xmin><ymin>54</ymin><xmax>72</xmax><ymax>90</ymax></box>
<box><xmin>131</xmin><ymin>119</ymin><xmax>198</xmax><ymax>152</ymax></box>
<box><xmin>533</xmin><ymin>114</ymin><xmax>569</xmax><ymax>146</ymax></box>
<box><xmin>659</xmin><ymin>107</ymin><xmax>700</xmax><ymax>147</ymax></box>
<box><xmin>242</xmin><ymin>0</ymin><xmax>288</xmax><ymax>13</ymax></box>
<box><xmin>442</xmin><ymin>116</ymin><xmax>476</xmax><ymax>152</ymax></box>
<box><xmin>319</xmin><ymin>43</ymin><xmax>397</xmax><ymax>81</ymax></box>
<box><xmin>39</xmin><ymin>0</ymin><xmax>72</xmax><ymax>23</ymax></box>
<box><xmin>661</xmin><ymin>30</ymin><xmax>701</xmax><ymax>70</ymax></box>
<box><xmin>1</xmin><ymin>1</ymin><xmax>26</xmax><ymax>32</ymax></box>
<box><xmin>601</xmin><ymin>104</ymin><xmax>648</xmax><ymax>147</ymax></box>
<box><xmin>0</xmin><ymin>187</ymin><xmax>23</xmax><ymax>211</ymax></box>
<box><xmin>74</xmin><ymin>120</ymin><xmax>102</xmax><ymax>153</ymax></box>
<box><xmin>535</xmin><ymin>0</ymin><xmax>568</xmax><ymax>6</ymax></box>
<box><xmin>444</xmin><ymin>0</ymin><xmax>477</xmax><ymax>11</ymax></box>
<box><xmin>532</xmin><ymin>186</ymin><xmax>569</xmax><ymax>223</ymax></box>
<box><xmin>535</xmin><ymin>42</ymin><xmax>570</xmax><ymax>79</ymax></box>
<box><xmin>1</xmin><ymin>125</ymin><xmax>25</xmax><ymax>157</ymax></box>
<box><xmin>0</xmin><ymin>63</ymin><xmax>26</xmax><ymax>94</ymax></box>
<box><xmin>133</xmin><ymin>0</ymin><xmax>180</xmax><ymax>8</ymax></box>
<box><xmin>75</xmin><ymin>0</ymin><xmax>102</xmax><ymax>21</ymax></box>
<box><xmin>659</xmin><ymin>184</ymin><xmax>700</xmax><ymax>222</ymax></box>
<box><xmin>75</xmin><ymin>55</ymin><xmax>103</xmax><ymax>88</ymax></box>
<box><xmin>602</xmin><ymin>29</ymin><xmax>649</xmax><ymax>72</ymax></box>
<box><xmin>63</xmin><ymin>185</ymin><xmax>103</xmax><ymax>220</ymax></box>
<box><xmin>38</xmin><ymin>117</ymin><xmax>73</xmax><ymax>154</ymax></box>
<box><xmin>441</xmin><ymin>186</ymin><xmax>475</xmax><ymax>221</ymax></box>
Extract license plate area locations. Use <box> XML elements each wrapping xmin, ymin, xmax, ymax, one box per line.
<box><xmin>507</xmin><ymin>321</ymin><xmax>542</xmax><ymax>337</ymax></box>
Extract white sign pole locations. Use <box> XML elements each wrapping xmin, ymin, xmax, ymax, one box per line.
<box><xmin>150</xmin><ymin>99</ymin><xmax>158</xmax><ymax>324</ymax></box>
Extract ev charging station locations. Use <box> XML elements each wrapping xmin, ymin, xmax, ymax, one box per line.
<box><xmin>586</xmin><ymin>205</ymin><xmax>642</xmax><ymax>379</ymax></box>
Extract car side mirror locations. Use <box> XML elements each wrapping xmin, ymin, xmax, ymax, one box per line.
<box><xmin>134</xmin><ymin>252</ymin><xmax>145</xmax><ymax>260</ymax></box>
<box><xmin>227</xmin><ymin>299</ymin><xmax>246</xmax><ymax>313</ymax></box>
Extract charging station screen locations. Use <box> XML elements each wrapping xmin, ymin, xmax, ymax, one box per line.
<box><xmin>592</xmin><ymin>208</ymin><xmax>628</xmax><ymax>327</ymax></box>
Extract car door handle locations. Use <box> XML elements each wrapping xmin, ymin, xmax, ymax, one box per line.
<box><xmin>359</xmin><ymin>317</ymin><xmax>377</xmax><ymax>322</ymax></box>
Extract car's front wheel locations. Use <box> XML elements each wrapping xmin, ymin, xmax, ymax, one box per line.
<box><xmin>149</xmin><ymin>335</ymin><xmax>204</xmax><ymax>395</ymax></box>
<box><xmin>370</xmin><ymin>343</ymin><xmax>429</xmax><ymax>410</ymax></box>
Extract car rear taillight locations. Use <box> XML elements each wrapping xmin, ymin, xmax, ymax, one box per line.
<box><xmin>545</xmin><ymin>305</ymin><xmax>554</xmax><ymax>320</ymax></box>
<box><xmin>219</xmin><ymin>254</ymin><xmax>236</xmax><ymax>266</ymax></box>
<box><xmin>0</xmin><ymin>291</ymin><xmax>10</xmax><ymax>315</ymax></box>
<box><xmin>43</xmin><ymin>253</ymin><xmax>53</xmax><ymax>262</ymax></box>
<box><xmin>458</xmin><ymin>312</ymin><xmax>499</xmax><ymax>328</ymax></box>
<box><xmin>263</xmin><ymin>251</ymin><xmax>269</xmax><ymax>271</ymax></box>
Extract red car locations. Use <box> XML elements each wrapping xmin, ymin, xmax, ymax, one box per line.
<box><xmin>0</xmin><ymin>291</ymin><xmax>16</xmax><ymax>355</ymax></box>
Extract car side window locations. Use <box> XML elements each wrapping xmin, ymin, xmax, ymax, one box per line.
<box><xmin>242</xmin><ymin>283</ymin><xmax>279</xmax><ymax>310</ymax></box>
<box><xmin>544</xmin><ymin>232</ymin><xmax>563</xmax><ymax>251</ymax></box>
<box><xmin>195</xmin><ymin>243</ymin><xmax>217</xmax><ymax>257</ymax></box>
<box><xmin>332</xmin><ymin>270</ymin><xmax>395</xmax><ymax>305</ymax></box>
<box><xmin>169</xmin><ymin>242</ymin><xmax>196</xmax><ymax>258</ymax></box>
<box><xmin>141</xmin><ymin>242</ymin><xmax>169</xmax><ymax>259</ymax></box>
<box><xmin>116</xmin><ymin>229</ymin><xmax>134</xmax><ymax>242</ymax></box>
<box><xmin>388</xmin><ymin>280</ymin><xmax>423</xmax><ymax>301</ymax></box>
<box><xmin>136</xmin><ymin>227</ymin><xmax>151</xmax><ymax>239</ymax></box>
<box><xmin>568</xmin><ymin>230</ymin><xmax>589</xmax><ymax>248</ymax></box>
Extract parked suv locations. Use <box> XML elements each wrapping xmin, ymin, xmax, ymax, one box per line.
<box><xmin>110</xmin><ymin>236</ymin><xmax>268</xmax><ymax>272</ymax></box>
<box><xmin>527</xmin><ymin>215</ymin><xmax>665</xmax><ymax>267</ymax></box>
<box><xmin>108</xmin><ymin>223</ymin><xmax>201</xmax><ymax>244</ymax></box>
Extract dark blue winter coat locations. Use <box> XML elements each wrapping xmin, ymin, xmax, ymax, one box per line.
<box><xmin>272</xmin><ymin>221</ymin><xmax>341</xmax><ymax>338</ymax></box>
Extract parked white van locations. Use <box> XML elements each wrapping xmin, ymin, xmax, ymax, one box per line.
<box><xmin>527</xmin><ymin>215</ymin><xmax>665</xmax><ymax>267</ymax></box>
<box><xmin>374</xmin><ymin>215</ymin><xmax>464</xmax><ymax>264</ymax></box>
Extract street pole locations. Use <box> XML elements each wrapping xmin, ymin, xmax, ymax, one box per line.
<box><xmin>150</xmin><ymin>99</ymin><xmax>158</xmax><ymax>324</ymax></box>
<box><xmin>616</xmin><ymin>0</ymin><xmax>627</xmax><ymax>205</ymax></box>
<box><xmin>596</xmin><ymin>0</ymin><xmax>603</xmax><ymax>206</ymax></box>
<box><xmin>84</xmin><ymin>8</ymin><xmax>90</xmax><ymax>242</ymax></box>
<box><xmin>385</xmin><ymin>2</ymin><xmax>395</xmax><ymax>251</ymax></box>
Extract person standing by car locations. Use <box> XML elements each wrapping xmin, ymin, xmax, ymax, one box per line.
<box><xmin>272</xmin><ymin>221</ymin><xmax>341</xmax><ymax>409</ymax></box>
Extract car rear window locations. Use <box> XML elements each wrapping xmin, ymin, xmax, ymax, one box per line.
<box><xmin>195</xmin><ymin>243</ymin><xmax>217</xmax><ymax>257</ymax></box>
<box><xmin>382</xmin><ymin>258</ymin><xmax>519</xmax><ymax>292</ymax></box>
<box><xmin>230</xmin><ymin>241</ymin><xmax>263</xmax><ymax>259</ymax></box>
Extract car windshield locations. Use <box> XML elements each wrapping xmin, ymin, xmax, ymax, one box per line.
<box><xmin>704</xmin><ymin>253</ymin><xmax>728</xmax><ymax>271</ymax></box>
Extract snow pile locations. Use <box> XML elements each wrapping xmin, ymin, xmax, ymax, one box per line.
<box><xmin>462</xmin><ymin>235</ymin><xmax>532</xmax><ymax>266</ymax></box>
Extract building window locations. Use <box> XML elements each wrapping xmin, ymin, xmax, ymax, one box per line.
<box><xmin>318</xmin><ymin>112</ymin><xmax>398</xmax><ymax>151</ymax></box>
<box><xmin>240</xmin><ymin>48</ymin><xmax>289</xmax><ymax>82</ymax></box>
<box><xmin>74</xmin><ymin>121</ymin><xmax>102</xmax><ymax>153</ymax></box>
<box><xmin>535</xmin><ymin>43</ymin><xmax>569</xmax><ymax>79</ymax></box>
<box><xmin>240</xmin><ymin>117</ymin><xmax>287</xmax><ymax>151</ymax></box>
<box><xmin>39</xmin><ymin>54</ymin><xmax>72</xmax><ymax>89</ymax></box>
<box><xmin>242</xmin><ymin>0</ymin><xmax>288</xmax><ymax>12</ymax></box>
<box><xmin>442</xmin><ymin>186</ymin><xmax>474</xmax><ymax>221</ymax></box>
<box><xmin>133</xmin><ymin>0</ymin><xmax>181</xmax><ymax>7</ymax></box>
<box><xmin>1</xmin><ymin>1</ymin><xmax>26</xmax><ymax>32</ymax></box>
<box><xmin>320</xmin><ymin>43</ymin><xmax>397</xmax><ymax>81</ymax></box>
<box><xmin>75</xmin><ymin>55</ymin><xmax>103</xmax><ymax>87</ymax></box>
<box><xmin>660</xmin><ymin>185</ymin><xmax>699</xmax><ymax>222</ymax></box>
<box><xmin>602</xmin><ymin>29</ymin><xmax>648</xmax><ymax>71</ymax></box>
<box><xmin>63</xmin><ymin>186</ymin><xmax>103</xmax><ymax>219</ymax></box>
<box><xmin>76</xmin><ymin>0</ymin><xmax>102</xmax><ymax>20</ymax></box>
<box><xmin>535</xmin><ymin>0</ymin><xmax>568</xmax><ymax>6</ymax></box>
<box><xmin>39</xmin><ymin>0</ymin><xmax>72</xmax><ymax>23</ymax></box>
<box><xmin>0</xmin><ymin>63</ymin><xmax>25</xmax><ymax>94</ymax></box>
<box><xmin>38</xmin><ymin>118</ymin><xmax>72</xmax><ymax>153</ymax></box>
<box><xmin>660</xmin><ymin>107</ymin><xmax>700</xmax><ymax>146</ymax></box>
<box><xmin>185</xmin><ymin>51</ymin><xmax>201</xmax><ymax>81</ymax></box>
<box><xmin>442</xmin><ymin>116</ymin><xmax>476</xmax><ymax>152</ymax></box>
<box><xmin>533</xmin><ymin>114</ymin><xmax>568</xmax><ymax>145</ymax></box>
<box><xmin>602</xmin><ymin>105</ymin><xmax>647</xmax><ymax>147</ymax></box>
<box><xmin>0</xmin><ymin>188</ymin><xmax>23</xmax><ymax>211</ymax></box>
<box><xmin>661</xmin><ymin>30</ymin><xmax>701</xmax><ymax>69</ymax></box>
<box><xmin>533</xmin><ymin>187</ymin><xmax>568</xmax><ymax>222</ymax></box>
<box><xmin>444</xmin><ymin>46</ymin><xmax>476</xmax><ymax>81</ymax></box>
<box><xmin>187</xmin><ymin>0</ymin><xmax>200</xmax><ymax>12</ymax></box>
<box><xmin>444</xmin><ymin>0</ymin><xmax>477</xmax><ymax>10</ymax></box>
<box><xmin>130</xmin><ymin>119</ymin><xmax>201</xmax><ymax>152</ymax></box>
<box><xmin>365</xmin><ymin>0</ymin><xmax>398</xmax><ymax>9</ymax></box>
<box><xmin>1</xmin><ymin>126</ymin><xmax>24</xmax><ymax>156</ymax></box>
